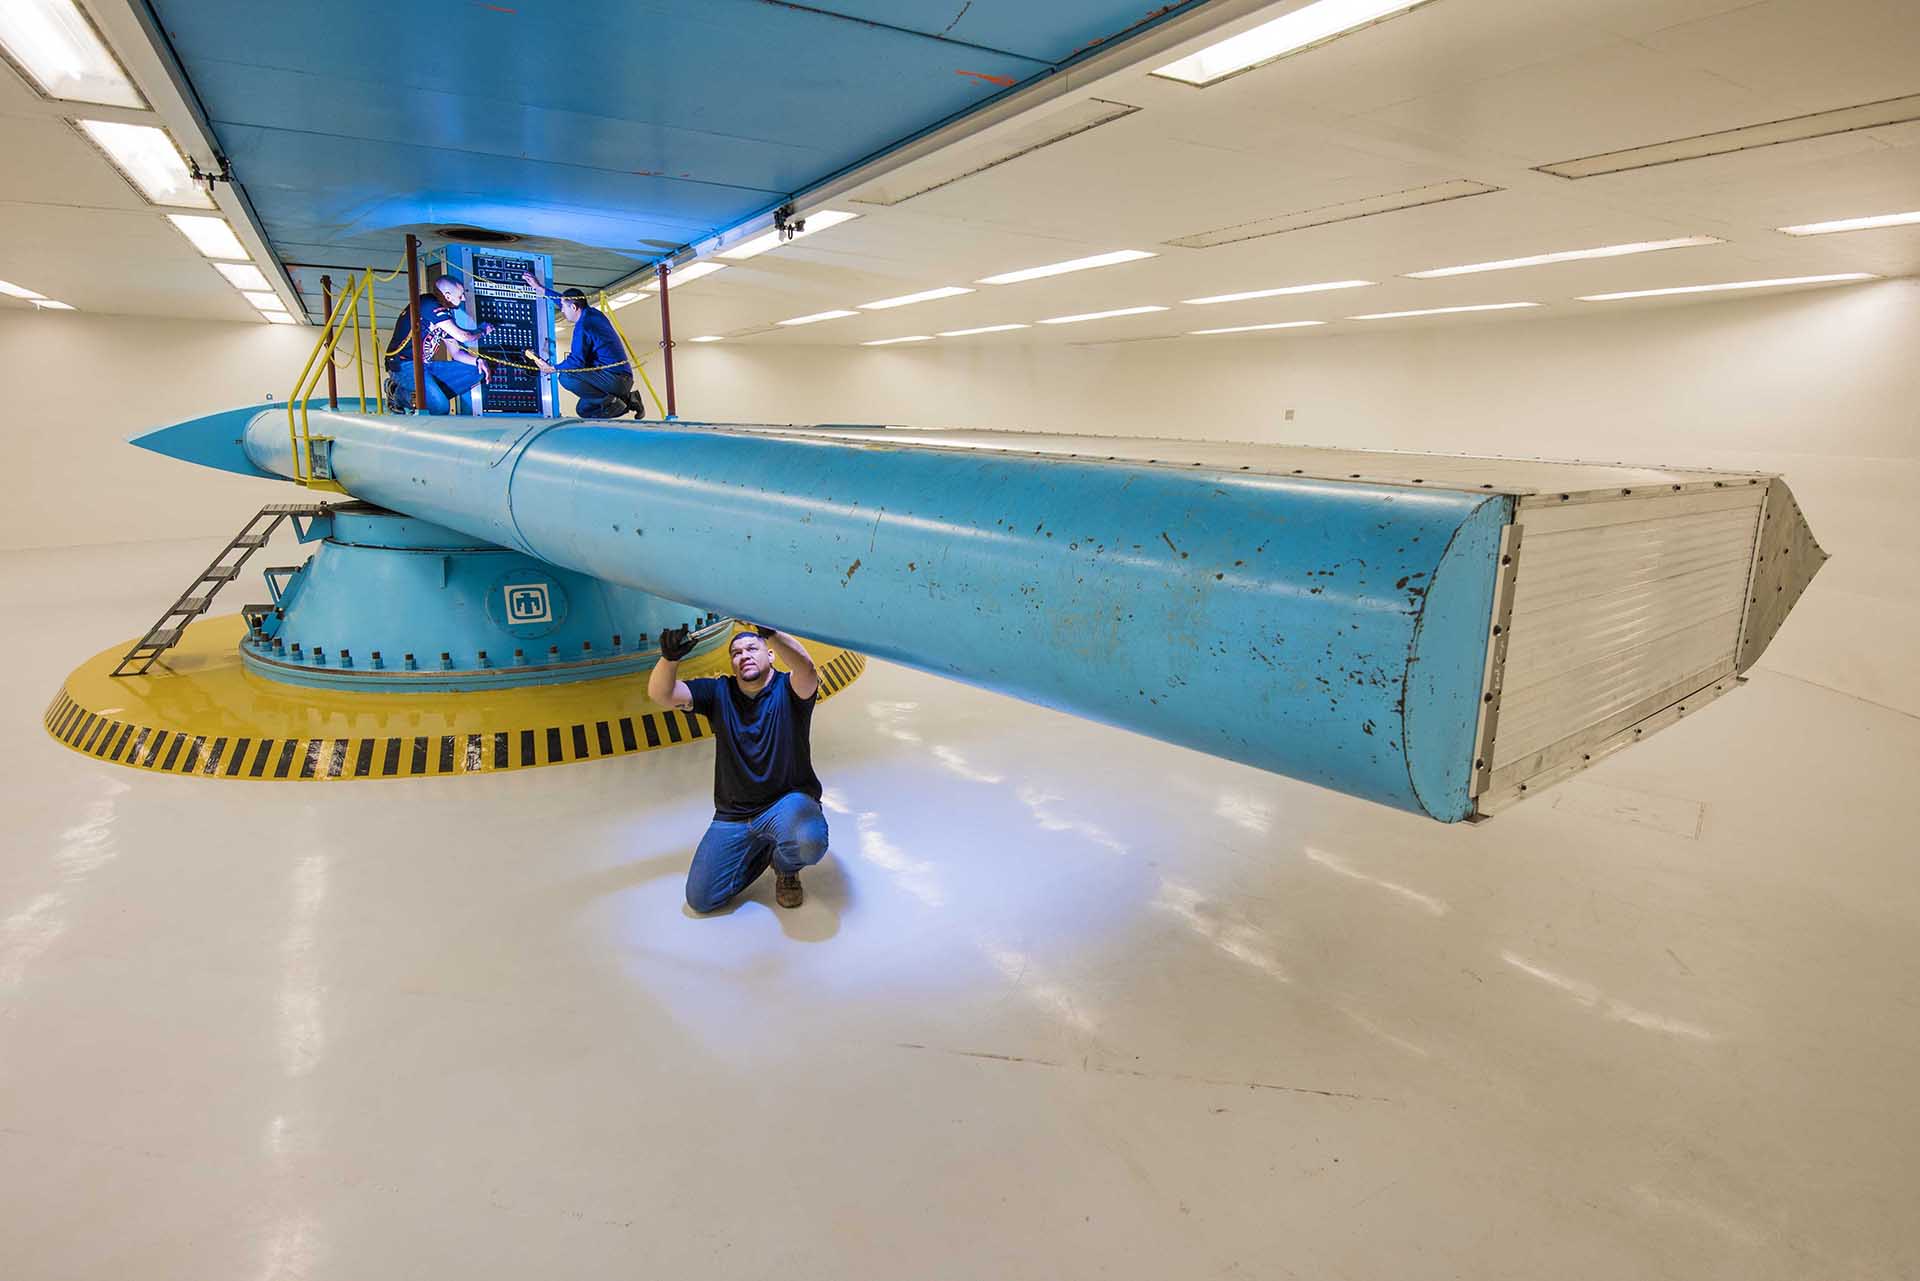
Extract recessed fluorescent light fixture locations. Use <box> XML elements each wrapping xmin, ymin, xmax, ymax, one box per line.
<box><xmin>607</xmin><ymin>291</ymin><xmax>642</xmax><ymax>307</ymax></box>
<box><xmin>1778</xmin><ymin>210</ymin><xmax>1920</xmax><ymax>236</ymax></box>
<box><xmin>688</xmin><ymin>335</ymin><xmax>725</xmax><ymax>343</ymax></box>
<box><xmin>777</xmin><ymin>309</ymin><xmax>858</xmax><ymax>326</ymax></box>
<box><xmin>76</xmin><ymin>120</ymin><xmax>212</xmax><ymax>209</ymax></box>
<box><xmin>977</xmin><ymin>250</ymin><xmax>1155</xmax><ymax>286</ymax></box>
<box><xmin>1153</xmin><ymin>0</ymin><xmax>1437</xmax><ymax>87</ymax></box>
<box><xmin>167</xmin><ymin>213</ymin><xmax>248</xmax><ymax>260</ymax></box>
<box><xmin>641</xmin><ymin>260</ymin><xmax>727</xmax><ymax>291</ymax></box>
<box><xmin>263</xmin><ymin>312</ymin><xmax>297</xmax><ymax>325</ymax></box>
<box><xmin>1405</xmin><ymin>236</ymin><xmax>1721</xmax><ymax>278</ymax></box>
<box><xmin>860</xmin><ymin>286</ymin><xmax>973</xmax><ymax>310</ymax></box>
<box><xmin>0</xmin><ymin>279</ymin><xmax>48</xmax><ymax>300</ymax></box>
<box><xmin>1577</xmin><ymin>273</ymin><xmax>1874</xmax><ymax>302</ymax></box>
<box><xmin>1349</xmin><ymin>302</ymin><xmax>1539</xmax><ymax>319</ymax></box>
<box><xmin>1183</xmin><ymin>280</ymin><xmax>1371</xmax><ymax>304</ymax></box>
<box><xmin>937</xmin><ymin>323</ymin><xmax>1030</xmax><ymax>336</ymax></box>
<box><xmin>861</xmin><ymin>335</ymin><xmax>935</xmax><ymax>346</ymax></box>
<box><xmin>33</xmin><ymin>299</ymin><xmax>75</xmax><ymax>311</ymax></box>
<box><xmin>0</xmin><ymin>0</ymin><xmax>144</xmax><ymax>108</ymax></box>
<box><xmin>1190</xmin><ymin>320</ymin><xmax>1326</xmax><ymax>334</ymax></box>
<box><xmin>240</xmin><ymin>291</ymin><xmax>283</xmax><ymax>311</ymax></box>
<box><xmin>1038</xmin><ymin>305</ymin><xmax>1169</xmax><ymax>325</ymax></box>
<box><xmin>213</xmin><ymin>261</ymin><xmax>271</xmax><ymax>291</ymax></box>
<box><xmin>720</xmin><ymin>209</ymin><xmax>861</xmax><ymax>260</ymax></box>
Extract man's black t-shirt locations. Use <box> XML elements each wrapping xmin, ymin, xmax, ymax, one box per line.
<box><xmin>685</xmin><ymin>670</ymin><xmax>822</xmax><ymax>820</ymax></box>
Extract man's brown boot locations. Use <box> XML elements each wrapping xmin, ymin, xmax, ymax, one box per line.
<box><xmin>774</xmin><ymin>869</ymin><xmax>803</xmax><ymax>909</ymax></box>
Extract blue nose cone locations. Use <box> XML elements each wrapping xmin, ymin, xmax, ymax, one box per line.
<box><xmin>129</xmin><ymin>405</ymin><xmax>283</xmax><ymax>479</ymax></box>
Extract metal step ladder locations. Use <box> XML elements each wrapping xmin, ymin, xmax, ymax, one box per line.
<box><xmin>111</xmin><ymin>503</ymin><xmax>332</xmax><ymax>677</ymax></box>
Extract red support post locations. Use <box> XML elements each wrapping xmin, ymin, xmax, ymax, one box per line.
<box><xmin>405</xmin><ymin>234</ymin><xmax>426</xmax><ymax>412</ymax></box>
<box><xmin>656</xmin><ymin>262</ymin><xmax>677</xmax><ymax>419</ymax></box>
<box><xmin>320</xmin><ymin>274</ymin><xmax>338</xmax><ymax>410</ymax></box>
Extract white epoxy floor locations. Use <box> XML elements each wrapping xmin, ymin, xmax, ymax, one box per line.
<box><xmin>4</xmin><ymin>540</ymin><xmax>1917</xmax><ymax>1280</ymax></box>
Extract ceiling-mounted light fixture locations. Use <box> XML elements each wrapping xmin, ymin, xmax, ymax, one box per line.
<box><xmin>1152</xmin><ymin>0</ymin><xmax>1438</xmax><ymax>87</ymax></box>
<box><xmin>1349</xmin><ymin>302</ymin><xmax>1539</xmax><ymax>319</ymax></box>
<box><xmin>213</xmin><ymin>261</ymin><xmax>271</xmax><ymax>291</ymax></box>
<box><xmin>1404</xmin><ymin>236</ymin><xmax>1721</xmax><ymax>278</ymax></box>
<box><xmin>1037</xmin><ymin>305</ymin><xmax>1168</xmax><ymax>325</ymax></box>
<box><xmin>641</xmin><ymin>261</ymin><xmax>727</xmax><ymax>291</ymax></box>
<box><xmin>1183</xmin><ymin>280</ymin><xmax>1372</xmax><ymax>304</ymax></box>
<box><xmin>1778</xmin><ymin>210</ymin><xmax>1920</xmax><ymax>236</ymax></box>
<box><xmin>1190</xmin><ymin>321</ymin><xmax>1326</xmax><ymax>334</ymax></box>
<box><xmin>861</xmin><ymin>335</ymin><xmax>935</xmax><ymax>346</ymax></box>
<box><xmin>1577</xmin><ymin>273</ymin><xmax>1875</xmax><ymax>301</ymax></box>
<box><xmin>0</xmin><ymin>279</ymin><xmax>49</xmax><ymax>300</ymax></box>
<box><xmin>33</xmin><ymin>299</ymin><xmax>76</xmax><ymax>310</ymax></box>
<box><xmin>720</xmin><ymin>209</ymin><xmax>860</xmax><ymax>260</ymax></box>
<box><xmin>936</xmin><ymin>323</ymin><xmax>1030</xmax><ymax>337</ymax></box>
<box><xmin>859</xmin><ymin>286</ymin><xmax>973</xmax><ymax>310</ymax></box>
<box><xmin>777</xmin><ymin>309</ymin><xmax>858</xmax><ymax>326</ymax></box>
<box><xmin>977</xmin><ymin>250</ymin><xmax>1155</xmax><ymax>286</ymax></box>
<box><xmin>0</xmin><ymin>0</ymin><xmax>144</xmax><ymax>108</ymax></box>
<box><xmin>76</xmin><ymin>120</ymin><xmax>212</xmax><ymax>208</ymax></box>
<box><xmin>167</xmin><ymin>213</ymin><xmax>248</xmax><ymax>260</ymax></box>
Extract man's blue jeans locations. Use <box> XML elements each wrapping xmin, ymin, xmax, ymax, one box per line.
<box><xmin>686</xmin><ymin>792</ymin><xmax>829</xmax><ymax>912</ymax></box>
<box><xmin>389</xmin><ymin>359</ymin><xmax>482</xmax><ymax>415</ymax></box>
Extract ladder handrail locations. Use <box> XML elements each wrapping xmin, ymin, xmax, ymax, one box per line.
<box><xmin>111</xmin><ymin>503</ymin><xmax>330</xmax><ymax>677</ymax></box>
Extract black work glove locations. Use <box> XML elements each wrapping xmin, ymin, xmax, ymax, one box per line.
<box><xmin>478</xmin><ymin>321</ymin><xmax>497</xmax><ymax>337</ymax></box>
<box><xmin>658</xmin><ymin>626</ymin><xmax>695</xmax><ymax>661</ymax></box>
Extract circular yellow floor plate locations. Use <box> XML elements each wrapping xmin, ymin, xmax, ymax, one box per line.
<box><xmin>45</xmin><ymin>615</ymin><xmax>867</xmax><ymax>781</ymax></box>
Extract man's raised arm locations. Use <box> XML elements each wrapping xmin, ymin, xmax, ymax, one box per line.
<box><xmin>649</xmin><ymin>626</ymin><xmax>696</xmax><ymax>709</ymax></box>
<box><xmin>756</xmin><ymin>626</ymin><xmax>818</xmax><ymax>700</ymax></box>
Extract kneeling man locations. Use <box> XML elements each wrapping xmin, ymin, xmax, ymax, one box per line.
<box><xmin>650</xmin><ymin>625</ymin><xmax>828</xmax><ymax>911</ymax></box>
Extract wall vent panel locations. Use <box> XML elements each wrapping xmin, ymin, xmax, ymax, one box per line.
<box><xmin>1536</xmin><ymin>93</ymin><xmax>1920</xmax><ymax>179</ymax></box>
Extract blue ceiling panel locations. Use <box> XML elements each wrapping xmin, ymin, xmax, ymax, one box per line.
<box><xmin>793</xmin><ymin>1</ymin><xmax>1200</xmax><ymax>62</ymax></box>
<box><xmin>145</xmin><ymin>0</ymin><xmax>1208</xmax><ymax>316</ymax></box>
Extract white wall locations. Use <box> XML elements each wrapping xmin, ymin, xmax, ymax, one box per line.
<box><xmin>0</xmin><ymin>309</ymin><xmax>317</xmax><ymax>549</ymax></box>
<box><xmin>9</xmin><ymin>280</ymin><xmax>1915</xmax><ymax>712</ymax></box>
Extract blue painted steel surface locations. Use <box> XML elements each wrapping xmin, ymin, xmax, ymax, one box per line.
<box><xmin>243</xmin><ymin>507</ymin><xmax>713</xmax><ymax>692</ymax></box>
<box><xmin>137</xmin><ymin>408</ymin><xmax>1507</xmax><ymax>819</ymax></box>
<box><xmin>146</xmin><ymin>0</ymin><xmax>1206</xmax><ymax>317</ymax></box>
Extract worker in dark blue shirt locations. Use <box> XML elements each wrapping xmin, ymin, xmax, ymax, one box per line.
<box><xmin>649</xmin><ymin>625</ymin><xmax>828</xmax><ymax>912</ymax></box>
<box><xmin>521</xmin><ymin>271</ymin><xmax>642</xmax><ymax>419</ymax></box>
<box><xmin>384</xmin><ymin>274</ymin><xmax>492</xmax><ymax>414</ymax></box>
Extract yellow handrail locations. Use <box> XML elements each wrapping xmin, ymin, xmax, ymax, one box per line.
<box><xmin>287</xmin><ymin>279</ymin><xmax>363</xmax><ymax>483</ymax></box>
<box><xmin>349</xmin><ymin>271</ymin><xmax>365</xmax><ymax>413</ymax></box>
<box><xmin>599</xmin><ymin>290</ymin><xmax>663</xmax><ymax>418</ymax></box>
<box><xmin>364</xmin><ymin>268</ymin><xmax>378</xmax><ymax>409</ymax></box>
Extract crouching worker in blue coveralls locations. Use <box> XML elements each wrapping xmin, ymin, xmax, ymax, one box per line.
<box><xmin>520</xmin><ymin>271</ymin><xmax>642</xmax><ymax>419</ymax></box>
<box><xmin>649</xmin><ymin>625</ymin><xmax>830</xmax><ymax>912</ymax></box>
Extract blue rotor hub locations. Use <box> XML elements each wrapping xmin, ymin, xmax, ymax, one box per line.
<box><xmin>241</xmin><ymin>504</ymin><xmax>721</xmax><ymax>690</ymax></box>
